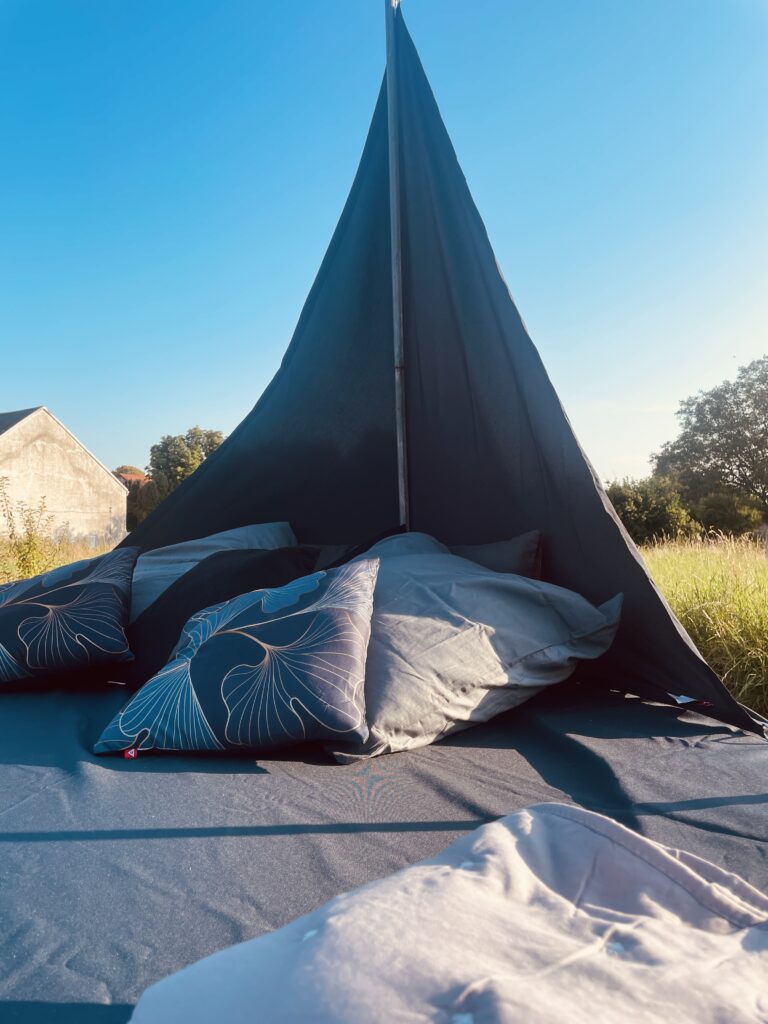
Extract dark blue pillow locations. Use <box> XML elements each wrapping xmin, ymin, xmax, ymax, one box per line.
<box><xmin>0</xmin><ymin>548</ymin><xmax>138</xmax><ymax>684</ymax></box>
<box><xmin>94</xmin><ymin>559</ymin><xmax>378</xmax><ymax>755</ymax></box>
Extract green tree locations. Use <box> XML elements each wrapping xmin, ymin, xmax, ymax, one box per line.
<box><xmin>606</xmin><ymin>477</ymin><xmax>702</xmax><ymax>545</ymax></box>
<box><xmin>654</xmin><ymin>356</ymin><xmax>768</xmax><ymax>514</ymax></box>
<box><xmin>113</xmin><ymin>467</ymin><xmax>150</xmax><ymax>530</ymax></box>
<box><xmin>120</xmin><ymin>479</ymin><xmax>162</xmax><ymax>531</ymax></box>
<box><xmin>147</xmin><ymin>427</ymin><xmax>224</xmax><ymax>501</ymax></box>
<box><xmin>128</xmin><ymin>478</ymin><xmax>162</xmax><ymax>529</ymax></box>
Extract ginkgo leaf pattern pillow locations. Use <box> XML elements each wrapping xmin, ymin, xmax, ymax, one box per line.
<box><xmin>0</xmin><ymin>547</ymin><xmax>138</xmax><ymax>684</ymax></box>
<box><xmin>94</xmin><ymin>559</ymin><xmax>379</xmax><ymax>755</ymax></box>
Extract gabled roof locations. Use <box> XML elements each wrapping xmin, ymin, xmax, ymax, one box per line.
<box><xmin>0</xmin><ymin>407</ymin><xmax>42</xmax><ymax>438</ymax></box>
<box><xmin>0</xmin><ymin>406</ymin><xmax>127</xmax><ymax>492</ymax></box>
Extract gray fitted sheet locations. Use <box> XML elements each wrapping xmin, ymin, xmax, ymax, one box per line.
<box><xmin>1</xmin><ymin>684</ymin><xmax>766</xmax><ymax>1023</ymax></box>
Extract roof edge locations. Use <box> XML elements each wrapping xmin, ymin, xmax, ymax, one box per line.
<box><xmin>0</xmin><ymin>406</ymin><xmax>44</xmax><ymax>439</ymax></box>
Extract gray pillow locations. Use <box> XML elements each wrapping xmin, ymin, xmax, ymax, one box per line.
<box><xmin>130</xmin><ymin>522</ymin><xmax>297</xmax><ymax>620</ymax></box>
<box><xmin>451</xmin><ymin>529</ymin><xmax>542</xmax><ymax>578</ymax></box>
<box><xmin>335</xmin><ymin>550</ymin><xmax>622</xmax><ymax>761</ymax></box>
<box><xmin>356</xmin><ymin>532</ymin><xmax>449</xmax><ymax>560</ymax></box>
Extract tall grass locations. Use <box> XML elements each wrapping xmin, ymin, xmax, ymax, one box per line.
<box><xmin>643</xmin><ymin>533</ymin><xmax>768</xmax><ymax>715</ymax></box>
<box><xmin>0</xmin><ymin>479</ymin><xmax>110</xmax><ymax>584</ymax></box>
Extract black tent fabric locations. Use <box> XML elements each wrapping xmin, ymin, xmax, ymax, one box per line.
<box><xmin>124</xmin><ymin>85</ymin><xmax>399</xmax><ymax>550</ymax></box>
<box><xmin>124</xmin><ymin>9</ymin><xmax>755</xmax><ymax>732</ymax></box>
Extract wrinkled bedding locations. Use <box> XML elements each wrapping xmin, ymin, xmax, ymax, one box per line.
<box><xmin>1</xmin><ymin>685</ymin><xmax>766</xmax><ymax>1023</ymax></box>
<box><xmin>132</xmin><ymin>803</ymin><xmax>768</xmax><ymax>1023</ymax></box>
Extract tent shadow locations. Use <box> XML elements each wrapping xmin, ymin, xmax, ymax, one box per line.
<box><xmin>90</xmin><ymin>746</ymin><xmax>339</xmax><ymax>776</ymax></box>
<box><xmin>438</xmin><ymin>691</ymin><xmax>733</xmax><ymax>832</ymax></box>
<box><xmin>439</xmin><ymin>691</ymin><xmax>765</xmax><ymax>837</ymax></box>
<box><xmin>463</xmin><ymin>687</ymin><xmax>743</xmax><ymax>744</ymax></box>
<box><xmin>0</xmin><ymin>687</ymin><xmax>340</xmax><ymax>773</ymax></box>
<box><xmin>0</xmin><ymin>818</ymin><xmax>494</xmax><ymax>845</ymax></box>
<box><xmin>434</xmin><ymin>702</ymin><xmax>641</xmax><ymax>833</ymax></box>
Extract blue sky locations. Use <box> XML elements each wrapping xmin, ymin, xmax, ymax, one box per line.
<box><xmin>1</xmin><ymin>0</ymin><xmax>766</xmax><ymax>481</ymax></box>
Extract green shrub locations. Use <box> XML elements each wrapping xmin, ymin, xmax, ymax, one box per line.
<box><xmin>606</xmin><ymin>476</ymin><xmax>701</xmax><ymax>545</ymax></box>
<box><xmin>692</xmin><ymin>491</ymin><xmax>763</xmax><ymax>535</ymax></box>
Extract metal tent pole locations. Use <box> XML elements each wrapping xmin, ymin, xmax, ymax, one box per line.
<box><xmin>385</xmin><ymin>0</ymin><xmax>411</xmax><ymax>530</ymax></box>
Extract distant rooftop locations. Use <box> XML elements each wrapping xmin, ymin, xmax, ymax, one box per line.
<box><xmin>116</xmin><ymin>471</ymin><xmax>149</xmax><ymax>484</ymax></box>
<box><xmin>0</xmin><ymin>407</ymin><xmax>42</xmax><ymax>438</ymax></box>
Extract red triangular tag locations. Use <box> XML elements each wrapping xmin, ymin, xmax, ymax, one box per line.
<box><xmin>124</xmin><ymin>748</ymin><xmax>138</xmax><ymax>759</ymax></box>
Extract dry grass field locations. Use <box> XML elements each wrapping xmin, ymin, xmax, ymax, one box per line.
<box><xmin>643</xmin><ymin>534</ymin><xmax>768</xmax><ymax>715</ymax></box>
<box><xmin>0</xmin><ymin>481</ymin><xmax>110</xmax><ymax>585</ymax></box>
<box><xmin>0</xmin><ymin>533</ymin><xmax>110</xmax><ymax>586</ymax></box>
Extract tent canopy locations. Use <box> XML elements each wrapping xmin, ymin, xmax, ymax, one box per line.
<box><xmin>125</xmin><ymin>8</ymin><xmax>756</xmax><ymax>733</ymax></box>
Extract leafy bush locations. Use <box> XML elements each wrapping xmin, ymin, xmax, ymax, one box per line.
<box><xmin>692</xmin><ymin>491</ymin><xmax>763</xmax><ymax>536</ymax></box>
<box><xmin>606</xmin><ymin>476</ymin><xmax>701</xmax><ymax>544</ymax></box>
<box><xmin>0</xmin><ymin>478</ymin><xmax>59</xmax><ymax>580</ymax></box>
<box><xmin>0</xmin><ymin>478</ymin><xmax>109</xmax><ymax>584</ymax></box>
<box><xmin>643</xmin><ymin>534</ymin><xmax>768</xmax><ymax>715</ymax></box>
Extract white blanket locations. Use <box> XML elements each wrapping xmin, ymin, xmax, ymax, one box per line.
<box><xmin>131</xmin><ymin>803</ymin><xmax>768</xmax><ymax>1023</ymax></box>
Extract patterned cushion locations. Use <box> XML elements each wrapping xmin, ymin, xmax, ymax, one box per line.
<box><xmin>94</xmin><ymin>559</ymin><xmax>379</xmax><ymax>755</ymax></box>
<box><xmin>0</xmin><ymin>548</ymin><xmax>139</xmax><ymax>684</ymax></box>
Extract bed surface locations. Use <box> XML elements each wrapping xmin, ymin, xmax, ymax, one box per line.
<box><xmin>1</xmin><ymin>684</ymin><xmax>766</xmax><ymax>1023</ymax></box>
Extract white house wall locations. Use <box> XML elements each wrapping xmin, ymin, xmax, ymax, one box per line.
<box><xmin>0</xmin><ymin>410</ymin><xmax>127</xmax><ymax>544</ymax></box>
